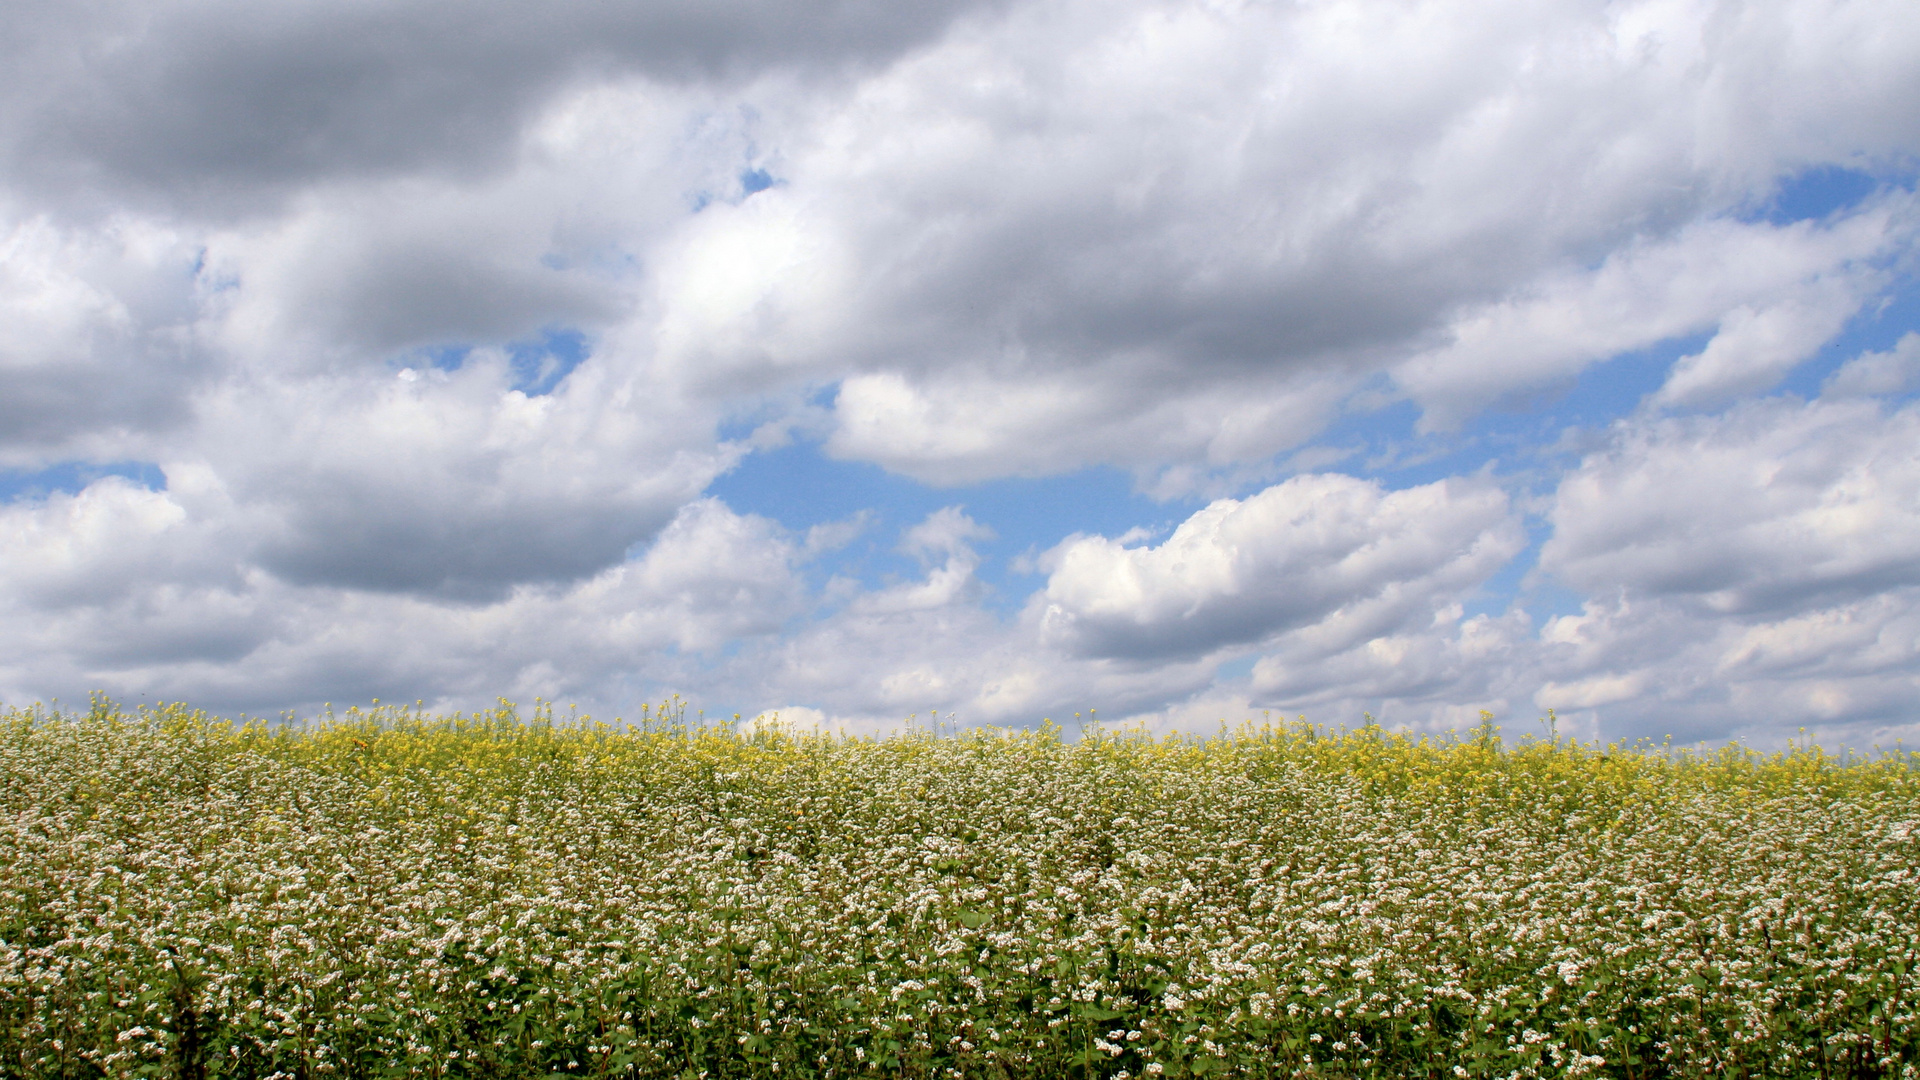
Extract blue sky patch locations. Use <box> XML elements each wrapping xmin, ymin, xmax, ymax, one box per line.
<box><xmin>0</xmin><ymin>461</ymin><xmax>167</xmax><ymax>503</ymax></box>
<box><xmin>401</xmin><ymin>327</ymin><xmax>589</xmax><ymax>395</ymax></box>
<box><xmin>507</xmin><ymin>327</ymin><xmax>590</xmax><ymax>395</ymax></box>
<box><xmin>1759</xmin><ymin>165</ymin><xmax>1885</xmax><ymax>225</ymax></box>
<box><xmin>709</xmin><ymin>440</ymin><xmax>1196</xmax><ymax>611</ymax></box>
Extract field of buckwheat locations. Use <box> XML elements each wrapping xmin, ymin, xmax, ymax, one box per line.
<box><xmin>1</xmin><ymin>700</ymin><xmax>1915</xmax><ymax>1080</ymax></box>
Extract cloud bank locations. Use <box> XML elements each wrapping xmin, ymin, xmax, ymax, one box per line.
<box><xmin>2</xmin><ymin>0</ymin><xmax>1918</xmax><ymax>746</ymax></box>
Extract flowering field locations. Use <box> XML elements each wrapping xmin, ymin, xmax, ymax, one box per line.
<box><xmin>1</xmin><ymin>701</ymin><xmax>1915</xmax><ymax>1080</ymax></box>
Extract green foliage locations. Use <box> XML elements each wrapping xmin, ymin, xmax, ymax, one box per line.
<box><xmin>0</xmin><ymin>699</ymin><xmax>1915</xmax><ymax>1078</ymax></box>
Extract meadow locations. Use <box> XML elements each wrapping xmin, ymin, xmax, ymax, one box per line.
<box><xmin>0</xmin><ymin>699</ymin><xmax>1914</xmax><ymax>1080</ymax></box>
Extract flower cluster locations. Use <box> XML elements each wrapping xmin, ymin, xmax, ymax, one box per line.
<box><xmin>1</xmin><ymin>700</ymin><xmax>1914</xmax><ymax>1078</ymax></box>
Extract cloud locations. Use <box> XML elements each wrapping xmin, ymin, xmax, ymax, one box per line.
<box><xmin>847</xmin><ymin>507</ymin><xmax>995</xmax><ymax>616</ymax></box>
<box><xmin>207</xmin><ymin>190</ymin><xmax>623</xmax><ymax>356</ymax></box>
<box><xmin>0</xmin><ymin>0</ymin><xmax>1917</xmax><ymax>748</ymax></box>
<box><xmin>1514</xmin><ymin>396</ymin><xmax>1920</xmax><ymax>744</ymax></box>
<box><xmin>1542</xmin><ymin>397</ymin><xmax>1920</xmax><ymax>616</ymax></box>
<box><xmin>620</xmin><ymin>0</ymin><xmax>1920</xmax><ymax>480</ymax></box>
<box><xmin>1247</xmin><ymin>607</ymin><xmax>1535</xmax><ymax>729</ymax></box>
<box><xmin>0</xmin><ymin>0</ymin><xmax>1003</xmax><ymax>213</ymax></box>
<box><xmin>10</xmin><ymin>0</ymin><xmax>1919</xmax><ymax>485</ymax></box>
<box><xmin>0</xmin><ymin>214</ymin><xmax>209</xmax><ymax>461</ymax></box>
<box><xmin>187</xmin><ymin>361</ymin><xmax>734</xmax><ymax>598</ymax></box>
<box><xmin>824</xmin><ymin>367</ymin><xmax>1354</xmax><ymax>489</ymax></box>
<box><xmin>1393</xmin><ymin>206</ymin><xmax>1908</xmax><ymax>428</ymax></box>
<box><xmin>721</xmin><ymin>509</ymin><xmax>1085</xmax><ymax>723</ymax></box>
<box><xmin>0</xmin><ymin>473</ymin><xmax>242</xmax><ymax>616</ymax></box>
<box><xmin>900</xmin><ymin>505</ymin><xmax>996</xmax><ymax>563</ymax></box>
<box><xmin>1823</xmin><ymin>332</ymin><xmax>1920</xmax><ymax>398</ymax></box>
<box><xmin>719</xmin><ymin>489</ymin><xmax>1526</xmax><ymax>735</ymax></box>
<box><xmin>1650</xmin><ymin>285</ymin><xmax>1880</xmax><ymax>409</ymax></box>
<box><xmin>1524</xmin><ymin>590</ymin><xmax>1920</xmax><ymax>747</ymax></box>
<box><xmin>1039</xmin><ymin>474</ymin><xmax>1522</xmax><ymax>661</ymax></box>
<box><xmin>0</xmin><ymin>494</ymin><xmax>805</xmax><ymax>716</ymax></box>
<box><xmin>1713</xmin><ymin>593</ymin><xmax>1920</xmax><ymax>730</ymax></box>
<box><xmin>737</xmin><ymin>705</ymin><xmax>872</xmax><ymax>738</ymax></box>
<box><xmin>802</xmin><ymin>511</ymin><xmax>875</xmax><ymax>558</ymax></box>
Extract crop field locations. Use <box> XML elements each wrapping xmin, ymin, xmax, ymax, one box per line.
<box><xmin>0</xmin><ymin>701</ymin><xmax>1915</xmax><ymax>1080</ymax></box>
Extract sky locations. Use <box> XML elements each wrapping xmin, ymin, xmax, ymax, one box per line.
<box><xmin>2</xmin><ymin>0</ymin><xmax>1918</xmax><ymax>748</ymax></box>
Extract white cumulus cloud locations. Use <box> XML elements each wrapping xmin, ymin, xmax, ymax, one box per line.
<box><xmin>1039</xmin><ymin>475</ymin><xmax>1523</xmax><ymax>660</ymax></box>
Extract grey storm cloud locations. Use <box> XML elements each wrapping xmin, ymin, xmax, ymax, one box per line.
<box><xmin>0</xmin><ymin>359</ymin><xmax>197</xmax><ymax>458</ymax></box>
<box><xmin>0</xmin><ymin>0</ymin><xmax>1004</xmax><ymax>213</ymax></box>
<box><xmin>284</xmin><ymin>233</ymin><xmax>622</xmax><ymax>353</ymax></box>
